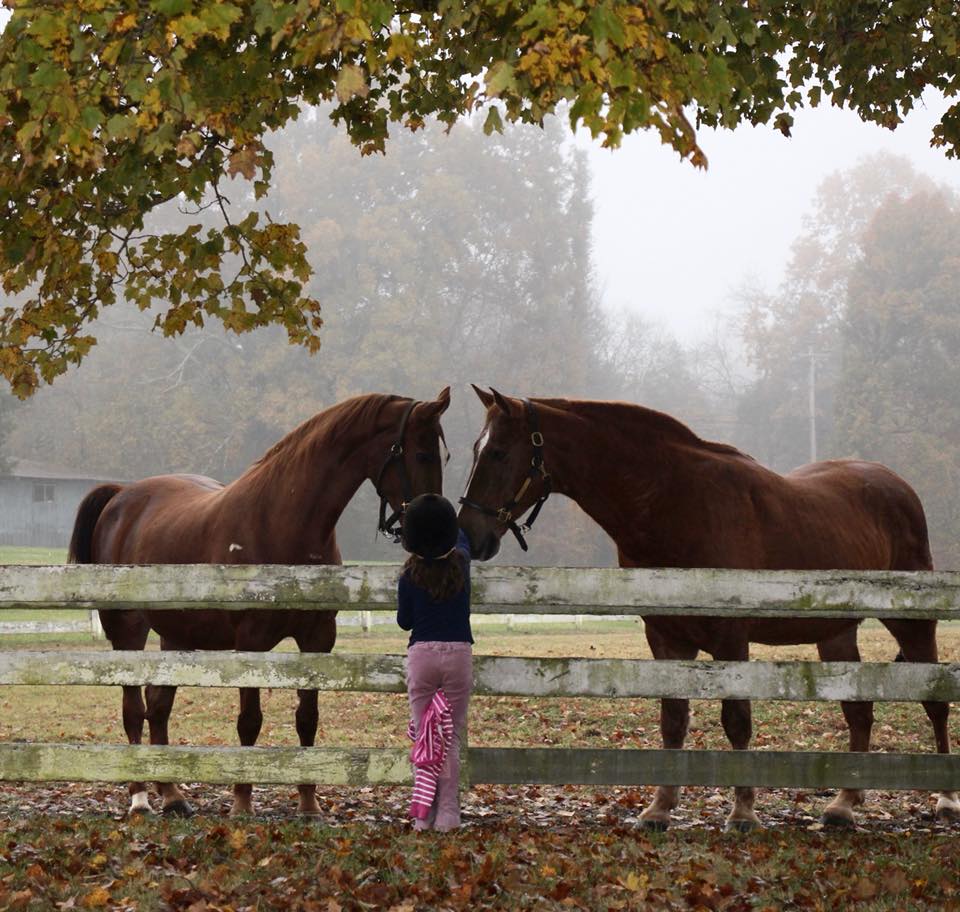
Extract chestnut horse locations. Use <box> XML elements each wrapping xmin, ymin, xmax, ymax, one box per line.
<box><xmin>458</xmin><ymin>387</ymin><xmax>958</xmax><ymax>830</ymax></box>
<box><xmin>69</xmin><ymin>390</ymin><xmax>450</xmax><ymax>817</ymax></box>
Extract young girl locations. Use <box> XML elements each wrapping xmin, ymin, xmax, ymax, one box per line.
<box><xmin>398</xmin><ymin>493</ymin><xmax>473</xmax><ymax>832</ymax></box>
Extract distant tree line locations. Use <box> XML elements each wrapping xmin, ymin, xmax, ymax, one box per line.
<box><xmin>2</xmin><ymin>115</ymin><xmax>958</xmax><ymax>567</ymax></box>
<box><xmin>733</xmin><ymin>154</ymin><xmax>960</xmax><ymax>567</ymax></box>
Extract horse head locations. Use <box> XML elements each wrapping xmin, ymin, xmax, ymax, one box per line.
<box><xmin>458</xmin><ymin>385</ymin><xmax>553</xmax><ymax>561</ymax></box>
<box><xmin>373</xmin><ymin>387</ymin><xmax>451</xmax><ymax>538</ymax></box>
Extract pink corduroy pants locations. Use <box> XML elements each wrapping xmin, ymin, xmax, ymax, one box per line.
<box><xmin>406</xmin><ymin>641</ymin><xmax>473</xmax><ymax>831</ymax></box>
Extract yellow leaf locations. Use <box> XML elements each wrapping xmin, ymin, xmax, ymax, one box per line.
<box><xmin>386</xmin><ymin>33</ymin><xmax>415</xmax><ymax>65</ymax></box>
<box><xmin>95</xmin><ymin>251</ymin><xmax>119</xmax><ymax>272</ymax></box>
<box><xmin>619</xmin><ymin>871</ymin><xmax>648</xmax><ymax>893</ymax></box>
<box><xmin>343</xmin><ymin>17</ymin><xmax>373</xmax><ymax>42</ymax></box>
<box><xmin>113</xmin><ymin>13</ymin><xmax>137</xmax><ymax>33</ymax></box>
<box><xmin>82</xmin><ymin>887</ymin><xmax>110</xmax><ymax>909</ymax></box>
<box><xmin>335</xmin><ymin>64</ymin><xmax>368</xmax><ymax>103</ymax></box>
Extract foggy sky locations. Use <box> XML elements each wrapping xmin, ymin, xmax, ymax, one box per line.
<box><xmin>586</xmin><ymin>89</ymin><xmax>959</xmax><ymax>343</ymax></box>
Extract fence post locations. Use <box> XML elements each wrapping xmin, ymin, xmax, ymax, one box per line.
<box><xmin>88</xmin><ymin>610</ymin><xmax>105</xmax><ymax>640</ymax></box>
<box><xmin>360</xmin><ymin>611</ymin><xmax>372</xmax><ymax>634</ymax></box>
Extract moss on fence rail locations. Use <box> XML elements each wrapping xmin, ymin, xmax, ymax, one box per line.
<box><xmin>3</xmin><ymin>650</ymin><xmax>960</xmax><ymax>702</ymax></box>
<box><xmin>1</xmin><ymin>743</ymin><xmax>957</xmax><ymax>791</ymax></box>
<box><xmin>3</xmin><ymin>564</ymin><xmax>960</xmax><ymax>619</ymax></box>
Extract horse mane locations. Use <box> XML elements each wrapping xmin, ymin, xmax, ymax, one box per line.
<box><xmin>538</xmin><ymin>397</ymin><xmax>754</xmax><ymax>461</ymax></box>
<box><xmin>244</xmin><ymin>393</ymin><xmax>406</xmax><ymax>477</ymax></box>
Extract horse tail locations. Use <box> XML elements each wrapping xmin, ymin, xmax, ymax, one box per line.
<box><xmin>68</xmin><ymin>484</ymin><xmax>123</xmax><ymax>563</ymax></box>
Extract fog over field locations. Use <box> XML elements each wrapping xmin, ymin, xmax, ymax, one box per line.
<box><xmin>2</xmin><ymin>92</ymin><xmax>958</xmax><ymax>567</ymax></box>
<box><xmin>587</xmin><ymin>88</ymin><xmax>959</xmax><ymax>342</ymax></box>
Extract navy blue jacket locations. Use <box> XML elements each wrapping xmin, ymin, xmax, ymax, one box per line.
<box><xmin>397</xmin><ymin>529</ymin><xmax>474</xmax><ymax>646</ymax></box>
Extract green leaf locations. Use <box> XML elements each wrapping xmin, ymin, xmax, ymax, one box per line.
<box><xmin>151</xmin><ymin>0</ymin><xmax>193</xmax><ymax>14</ymax></box>
<box><xmin>105</xmin><ymin>114</ymin><xmax>136</xmax><ymax>140</ymax></box>
<box><xmin>482</xmin><ymin>105</ymin><xmax>503</xmax><ymax>135</ymax></box>
<box><xmin>485</xmin><ymin>61</ymin><xmax>517</xmax><ymax>98</ymax></box>
<box><xmin>80</xmin><ymin>107</ymin><xmax>102</xmax><ymax>131</ymax></box>
<box><xmin>199</xmin><ymin>3</ymin><xmax>243</xmax><ymax>39</ymax></box>
<box><xmin>589</xmin><ymin>3</ymin><xmax>626</xmax><ymax>49</ymax></box>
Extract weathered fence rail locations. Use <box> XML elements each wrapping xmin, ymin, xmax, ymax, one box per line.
<box><xmin>4</xmin><ymin>563</ymin><xmax>960</xmax><ymax>619</ymax></box>
<box><xmin>4</xmin><ymin>650</ymin><xmax>960</xmax><ymax>703</ymax></box>
<box><xmin>1</xmin><ymin>563</ymin><xmax>959</xmax><ymax>794</ymax></box>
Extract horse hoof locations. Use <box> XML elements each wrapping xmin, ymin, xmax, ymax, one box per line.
<box><xmin>639</xmin><ymin>818</ymin><xmax>670</xmax><ymax>832</ymax></box>
<box><xmin>162</xmin><ymin>800</ymin><xmax>194</xmax><ymax>818</ymax></box>
<box><xmin>936</xmin><ymin>805</ymin><xmax>960</xmax><ymax>823</ymax></box>
<box><xmin>820</xmin><ymin>812</ymin><xmax>855</xmax><ymax>829</ymax></box>
<box><xmin>725</xmin><ymin>818</ymin><xmax>759</xmax><ymax>833</ymax></box>
<box><xmin>128</xmin><ymin>805</ymin><xmax>154</xmax><ymax>818</ymax></box>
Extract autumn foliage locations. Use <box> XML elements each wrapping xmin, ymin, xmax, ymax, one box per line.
<box><xmin>0</xmin><ymin>1</ymin><xmax>957</xmax><ymax>395</ymax></box>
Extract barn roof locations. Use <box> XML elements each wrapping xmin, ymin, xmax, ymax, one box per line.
<box><xmin>2</xmin><ymin>458</ymin><xmax>117</xmax><ymax>482</ymax></box>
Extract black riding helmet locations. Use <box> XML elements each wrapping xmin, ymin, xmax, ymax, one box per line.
<box><xmin>401</xmin><ymin>493</ymin><xmax>459</xmax><ymax>560</ymax></box>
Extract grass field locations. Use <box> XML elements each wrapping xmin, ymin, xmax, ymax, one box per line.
<box><xmin>3</xmin><ymin>573</ymin><xmax>960</xmax><ymax>909</ymax></box>
<box><xmin>0</xmin><ymin>545</ymin><xmax>68</xmax><ymax>565</ymax></box>
<box><xmin>3</xmin><ymin>622</ymin><xmax>958</xmax><ymax>754</ymax></box>
<box><xmin>2</xmin><ymin>622</ymin><xmax>960</xmax><ymax>911</ymax></box>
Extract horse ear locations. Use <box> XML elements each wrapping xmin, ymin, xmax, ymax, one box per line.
<box><xmin>471</xmin><ymin>384</ymin><xmax>495</xmax><ymax>408</ymax></box>
<box><xmin>417</xmin><ymin>386</ymin><xmax>450</xmax><ymax>420</ymax></box>
<box><xmin>490</xmin><ymin>388</ymin><xmax>512</xmax><ymax>414</ymax></box>
<box><xmin>434</xmin><ymin>386</ymin><xmax>451</xmax><ymax>414</ymax></box>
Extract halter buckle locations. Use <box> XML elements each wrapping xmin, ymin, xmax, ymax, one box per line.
<box><xmin>497</xmin><ymin>507</ymin><xmax>513</xmax><ymax>524</ymax></box>
<box><xmin>531</xmin><ymin>431</ymin><xmax>544</xmax><ymax>447</ymax></box>
<box><xmin>390</xmin><ymin>442</ymin><xmax>403</xmax><ymax>456</ymax></box>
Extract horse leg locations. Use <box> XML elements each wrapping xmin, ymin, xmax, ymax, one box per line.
<box><xmin>713</xmin><ymin>640</ymin><xmax>759</xmax><ymax>832</ymax></box>
<box><xmin>145</xmin><ymin>682</ymin><xmax>193</xmax><ymax>816</ymax></box>
<box><xmin>639</xmin><ymin>625</ymin><xmax>698</xmax><ymax>831</ymax></box>
<box><xmin>122</xmin><ymin>686</ymin><xmax>151</xmax><ymax>815</ymax></box>
<box><xmin>817</xmin><ymin>628</ymin><xmax>871</xmax><ymax>827</ymax></box>
<box><xmin>294</xmin><ymin>689</ymin><xmax>321</xmax><ymax>816</ymax></box>
<box><xmin>293</xmin><ymin>611</ymin><xmax>338</xmax><ymax>816</ymax></box>
<box><xmin>882</xmin><ymin>619</ymin><xmax>958</xmax><ymax>821</ymax></box>
<box><xmin>232</xmin><ymin>687</ymin><xmax>263</xmax><ymax>817</ymax></box>
<box><xmin>99</xmin><ymin>609</ymin><xmax>152</xmax><ymax>815</ymax></box>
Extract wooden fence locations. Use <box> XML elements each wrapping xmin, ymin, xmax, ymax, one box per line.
<box><xmin>0</xmin><ymin>609</ymin><xmax>105</xmax><ymax>639</ymax></box>
<box><xmin>1</xmin><ymin>564</ymin><xmax>959</xmax><ymax>791</ymax></box>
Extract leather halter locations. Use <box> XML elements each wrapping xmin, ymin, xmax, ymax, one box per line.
<box><xmin>374</xmin><ymin>399</ymin><xmax>417</xmax><ymax>542</ymax></box>
<box><xmin>459</xmin><ymin>399</ymin><xmax>551</xmax><ymax>552</ymax></box>
<box><xmin>374</xmin><ymin>399</ymin><xmax>450</xmax><ymax>542</ymax></box>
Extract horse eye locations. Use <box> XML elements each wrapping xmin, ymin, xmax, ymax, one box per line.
<box><xmin>415</xmin><ymin>452</ymin><xmax>435</xmax><ymax>464</ymax></box>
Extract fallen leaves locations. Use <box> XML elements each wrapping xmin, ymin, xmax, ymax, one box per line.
<box><xmin>1</xmin><ymin>808</ymin><xmax>958</xmax><ymax>912</ymax></box>
<box><xmin>80</xmin><ymin>887</ymin><xmax>111</xmax><ymax>909</ymax></box>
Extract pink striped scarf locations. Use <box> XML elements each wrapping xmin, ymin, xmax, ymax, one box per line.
<box><xmin>408</xmin><ymin>689</ymin><xmax>454</xmax><ymax>819</ymax></box>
